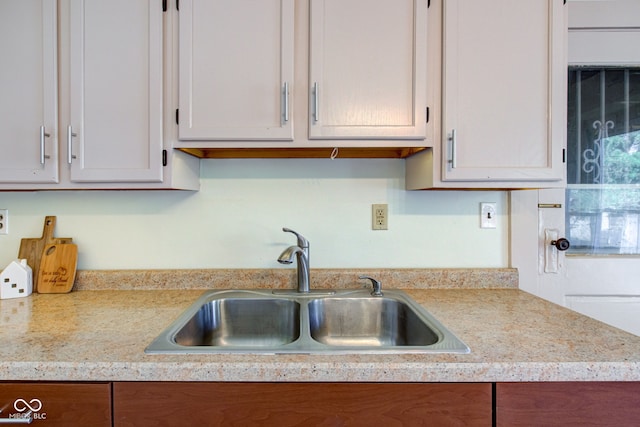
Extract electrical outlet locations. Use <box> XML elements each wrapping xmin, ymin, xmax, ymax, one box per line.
<box><xmin>372</xmin><ymin>204</ymin><xmax>388</xmax><ymax>230</ymax></box>
<box><xmin>0</xmin><ymin>209</ymin><xmax>7</xmax><ymax>235</ymax></box>
<box><xmin>480</xmin><ymin>203</ymin><xmax>497</xmax><ymax>229</ymax></box>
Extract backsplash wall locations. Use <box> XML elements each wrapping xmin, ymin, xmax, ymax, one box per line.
<box><xmin>0</xmin><ymin>159</ymin><xmax>507</xmax><ymax>270</ymax></box>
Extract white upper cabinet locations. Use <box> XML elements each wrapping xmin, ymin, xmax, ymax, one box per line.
<box><xmin>0</xmin><ymin>0</ymin><xmax>199</xmax><ymax>190</ymax></box>
<box><xmin>178</xmin><ymin>0</ymin><xmax>295</xmax><ymax>141</ymax></box>
<box><xmin>66</xmin><ymin>0</ymin><xmax>163</xmax><ymax>182</ymax></box>
<box><xmin>308</xmin><ymin>0</ymin><xmax>428</xmax><ymax>140</ymax></box>
<box><xmin>442</xmin><ymin>0</ymin><xmax>565</xmax><ymax>183</ymax></box>
<box><xmin>0</xmin><ymin>0</ymin><xmax>58</xmax><ymax>183</ymax></box>
<box><xmin>407</xmin><ymin>0</ymin><xmax>567</xmax><ymax>189</ymax></box>
<box><xmin>175</xmin><ymin>0</ymin><xmax>431</xmax><ymax>153</ymax></box>
<box><xmin>568</xmin><ymin>0</ymin><xmax>640</xmax><ymax>66</ymax></box>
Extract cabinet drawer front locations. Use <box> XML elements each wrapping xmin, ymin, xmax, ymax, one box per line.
<box><xmin>114</xmin><ymin>382</ymin><xmax>491</xmax><ymax>426</ymax></box>
<box><xmin>0</xmin><ymin>382</ymin><xmax>111</xmax><ymax>427</ymax></box>
<box><xmin>496</xmin><ymin>382</ymin><xmax>640</xmax><ymax>426</ymax></box>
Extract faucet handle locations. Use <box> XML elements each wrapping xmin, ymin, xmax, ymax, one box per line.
<box><xmin>282</xmin><ymin>227</ymin><xmax>309</xmax><ymax>248</ymax></box>
<box><xmin>359</xmin><ymin>275</ymin><xmax>383</xmax><ymax>297</ymax></box>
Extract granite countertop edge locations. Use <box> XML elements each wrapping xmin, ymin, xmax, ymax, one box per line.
<box><xmin>2</xmin><ymin>268</ymin><xmax>640</xmax><ymax>383</ymax></box>
<box><xmin>1</xmin><ymin>361</ymin><xmax>639</xmax><ymax>383</ymax></box>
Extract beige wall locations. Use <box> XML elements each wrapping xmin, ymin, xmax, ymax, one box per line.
<box><xmin>0</xmin><ymin>159</ymin><xmax>507</xmax><ymax>270</ymax></box>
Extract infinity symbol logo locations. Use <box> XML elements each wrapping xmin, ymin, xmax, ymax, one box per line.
<box><xmin>14</xmin><ymin>398</ymin><xmax>43</xmax><ymax>412</ymax></box>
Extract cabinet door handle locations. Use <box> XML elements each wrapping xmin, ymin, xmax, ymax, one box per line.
<box><xmin>448</xmin><ymin>129</ymin><xmax>457</xmax><ymax>169</ymax></box>
<box><xmin>39</xmin><ymin>125</ymin><xmax>51</xmax><ymax>165</ymax></box>
<box><xmin>67</xmin><ymin>125</ymin><xmax>77</xmax><ymax>165</ymax></box>
<box><xmin>313</xmin><ymin>82</ymin><xmax>320</xmax><ymax>122</ymax></box>
<box><xmin>0</xmin><ymin>410</ymin><xmax>33</xmax><ymax>424</ymax></box>
<box><xmin>283</xmin><ymin>82</ymin><xmax>290</xmax><ymax>123</ymax></box>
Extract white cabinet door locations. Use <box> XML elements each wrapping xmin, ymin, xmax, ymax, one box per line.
<box><xmin>178</xmin><ymin>0</ymin><xmax>294</xmax><ymax>141</ymax></box>
<box><xmin>441</xmin><ymin>0</ymin><xmax>565</xmax><ymax>183</ymax></box>
<box><xmin>67</xmin><ymin>0</ymin><xmax>163</xmax><ymax>182</ymax></box>
<box><xmin>308</xmin><ymin>0</ymin><xmax>428</xmax><ymax>140</ymax></box>
<box><xmin>0</xmin><ymin>0</ymin><xmax>58</xmax><ymax>183</ymax></box>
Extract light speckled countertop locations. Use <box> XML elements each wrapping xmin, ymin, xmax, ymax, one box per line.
<box><xmin>1</xmin><ymin>269</ymin><xmax>639</xmax><ymax>383</ymax></box>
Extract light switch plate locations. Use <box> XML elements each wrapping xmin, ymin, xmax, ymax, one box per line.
<box><xmin>480</xmin><ymin>203</ymin><xmax>497</xmax><ymax>229</ymax></box>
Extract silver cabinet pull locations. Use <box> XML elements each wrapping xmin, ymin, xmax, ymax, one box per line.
<box><xmin>283</xmin><ymin>82</ymin><xmax>290</xmax><ymax>123</ymax></box>
<box><xmin>0</xmin><ymin>410</ymin><xmax>33</xmax><ymax>424</ymax></box>
<box><xmin>448</xmin><ymin>129</ymin><xmax>457</xmax><ymax>169</ymax></box>
<box><xmin>313</xmin><ymin>82</ymin><xmax>319</xmax><ymax>122</ymax></box>
<box><xmin>67</xmin><ymin>125</ymin><xmax>77</xmax><ymax>165</ymax></box>
<box><xmin>39</xmin><ymin>125</ymin><xmax>51</xmax><ymax>165</ymax></box>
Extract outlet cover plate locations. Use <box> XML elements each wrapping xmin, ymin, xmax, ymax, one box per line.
<box><xmin>0</xmin><ymin>209</ymin><xmax>7</xmax><ymax>235</ymax></box>
<box><xmin>372</xmin><ymin>204</ymin><xmax>388</xmax><ymax>230</ymax></box>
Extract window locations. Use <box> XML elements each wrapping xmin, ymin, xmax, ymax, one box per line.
<box><xmin>566</xmin><ymin>67</ymin><xmax>640</xmax><ymax>254</ymax></box>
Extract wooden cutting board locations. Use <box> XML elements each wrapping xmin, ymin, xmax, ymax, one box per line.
<box><xmin>37</xmin><ymin>243</ymin><xmax>78</xmax><ymax>294</ymax></box>
<box><xmin>18</xmin><ymin>216</ymin><xmax>73</xmax><ymax>292</ymax></box>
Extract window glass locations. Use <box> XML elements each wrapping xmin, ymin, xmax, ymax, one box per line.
<box><xmin>567</xmin><ymin>68</ymin><xmax>640</xmax><ymax>254</ymax></box>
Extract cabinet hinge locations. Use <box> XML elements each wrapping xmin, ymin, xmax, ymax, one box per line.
<box><xmin>175</xmin><ymin>108</ymin><xmax>179</xmax><ymax>125</ymax></box>
<box><xmin>426</xmin><ymin>107</ymin><xmax>430</xmax><ymax>123</ymax></box>
<box><xmin>562</xmin><ymin>148</ymin><xmax>566</xmax><ymax>163</ymax></box>
<box><xmin>162</xmin><ymin>0</ymin><xmax>167</xmax><ymax>12</ymax></box>
<box><xmin>162</xmin><ymin>149</ymin><xmax>168</xmax><ymax>167</ymax></box>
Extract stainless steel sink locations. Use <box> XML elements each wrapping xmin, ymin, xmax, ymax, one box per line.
<box><xmin>146</xmin><ymin>289</ymin><xmax>469</xmax><ymax>354</ymax></box>
<box><xmin>174</xmin><ymin>298</ymin><xmax>300</xmax><ymax>347</ymax></box>
<box><xmin>308</xmin><ymin>298</ymin><xmax>439</xmax><ymax>347</ymax></box>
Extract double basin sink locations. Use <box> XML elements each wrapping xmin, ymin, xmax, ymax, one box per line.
<box><xmin>146</xmin><ymin>289</ymin><xmax>469</xmax><ymax>354</ymax></box>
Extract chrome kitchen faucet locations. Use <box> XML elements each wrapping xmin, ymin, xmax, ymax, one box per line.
<box><xmin>277</xmin><ymin>228</ymin><xmax>310</xmax><ymax>293</ymax></box>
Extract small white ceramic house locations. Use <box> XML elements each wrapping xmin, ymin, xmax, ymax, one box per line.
<box><xmin>0</xmin><ymin>259</ymin><xmax>33</xmax><ymax>299</ymax></box>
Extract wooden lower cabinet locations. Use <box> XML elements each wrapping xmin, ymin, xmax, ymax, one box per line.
<box><xmin>0</xmin><ymin>382</ymin><xmax>111</xmax><ymax>426</ymax></box>
<box><xmin>496</xmin><ymin>382</ymin><xmax>640</xmax><ymax>426</ymax></box>
<box><xmin>113</xmin><ymin>382</ymin><xmax>492</xmax><ymax>426</ymax></box>
<box><xmin>5</xmin><ymin>380</ymin><xmax>637</xmax><ymax>425</ymax></box>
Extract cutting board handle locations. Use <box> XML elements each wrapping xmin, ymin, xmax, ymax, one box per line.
<box><xmin>42</xmin><ymin>216</ymin><xmax>57</xmax><ymax>240</ymax></box>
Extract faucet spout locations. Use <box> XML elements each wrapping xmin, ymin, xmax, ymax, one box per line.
<box><xmin>277</xmin><ymin>229</ymin><xmax>310</xmax><ymax>293</ymax></box>
<box><xmin>277</xmin><ymin>245</ymin><xmax>302</xmax><ymax>264</ymax></box>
